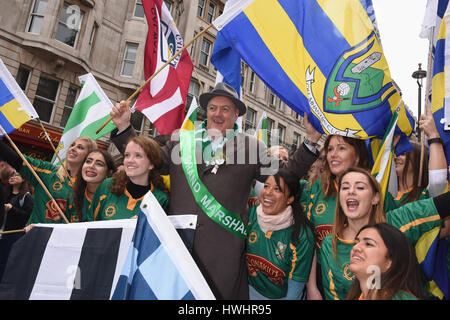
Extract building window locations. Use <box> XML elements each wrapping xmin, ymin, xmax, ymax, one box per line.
<box><xmin>199</xmin><ymin>38</ymin><xmax>212</xmax><ymax>66</ymax></box>
<box><xmin>269</xmin><ymin>92</ymin><xmax>275</xmax><ymax>106</ymax></box>
<box><xmin>249</xmin><ymin>71</ymin><xmax>256</xmax><ymax>93</ymax></box>
<box><xmin>207</xmin><ymin>2</ymin><xmax>216</xmax><ymax>23</ymax></box>
<box><xmin>278</xmin><ymin>99</ymin><xmax>284</xmax><ymax>112</ymax></box>
<box><xmin>121</xmin><ymin>43</ymin><xmax>139</xmax><ymax>77</ymax></box>
<box><xmin>245</xmin><ymin>107</ymin><xmax>256</xmax><ymax>132</ymax></box>
<box><xmin>197</xmin><ymin>0</ymin><xmax>205</xmax><ymax>17</ymax></box>
<box><xmin>33</xmin><ymin>75</ymin><xmax>59</xmax><ymax>123</ymax></box>
<box><xmin>27</xmin><ymin>0</ymin><xmax>48</xmax><ymax>34</ymax></box>
<box><xmin>16</xmin><ymin>66</ymin><xmax>31</xmax><ymax>92</ymax></box>
<box><xmin>130</xmin><ymin>110</ymin><xmax>144</xmax><ymax>135</ymax></box>
<box><xmin>87</xmin><ymin>23</ymin><xmax>98</xmax><ymax>58</ymax></box>
<box><xmin>293</xmin><ymin>132</ymin><xmax>301</xmax><ymax>150</ymax></box>
<box><xmin>187</xmin><ymin>80</ymin><xmax>202</xmax><ymax>113</ymax></box>
<box><xmin>55</xmin><ymin>3</ymin><xmax>84</xmax><ymax>47</ymax></box>
<box><xmin>164</xmin><ymin>0</ymin><xmax>172</xmax><ymax>11</ymax></box>
<box><xmin>134</xmin><ymin>0</ymin><xmax>145</xmax><ymax>18</ymax></box>
<box><xmin>277</xmin><ymin>124</ymin><xmax>286</xmax><ymax>145</ymax></box>
<box><xmin>60</xmin><ymin>85</ymin><xmax>79</xmax><ymax>127</ymax></box>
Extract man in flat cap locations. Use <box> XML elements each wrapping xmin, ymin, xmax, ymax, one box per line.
<box><xmin>110</xmin><ymin>82</ymin><xmax>321</xmax><ymax>299</ymax></box>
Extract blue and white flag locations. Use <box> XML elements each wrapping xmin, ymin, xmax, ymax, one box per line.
<box><xmin>111</xmin><ymin>191</ymin><xmax>215</xmax><ymax>300</ymax></box>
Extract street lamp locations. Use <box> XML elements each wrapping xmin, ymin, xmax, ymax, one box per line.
<box><xmin>412</xmin><ymin>63</ymin><xmax>427</xmax><ymax>141</ymax></box>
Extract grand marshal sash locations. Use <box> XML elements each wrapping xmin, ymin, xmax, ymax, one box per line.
<box><xmin>179</xmin><ymin>129</ymin><xmax>248</xmax><ymax>239</ymax></box>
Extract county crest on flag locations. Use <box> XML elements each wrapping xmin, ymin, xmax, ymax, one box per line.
<box><xmin>0</xmin><ymin>58</ymin><xmax>38</xmax><ymax>135</ymax></box>
<box><xmin>212</xmin><ymin>0</ymin><xmax>415</xmax><ymax>143</ymax></box>
<box><xmin>135</xmin><ymin>0</ymin><xmax>194</xmax><ymax>135</ymax></box>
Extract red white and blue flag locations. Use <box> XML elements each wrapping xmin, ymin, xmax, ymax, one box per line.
<box><xmin>135</xmin><ymin>0</ymin><xmax>193</xmax><ymax>135</ymax></box>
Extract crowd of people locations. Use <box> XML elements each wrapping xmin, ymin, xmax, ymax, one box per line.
<box><xmin>0</xmin><ymin>82</ymin><xmax>449</xmax><ymax>300</ymax></box>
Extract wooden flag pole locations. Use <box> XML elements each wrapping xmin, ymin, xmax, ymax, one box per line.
<box><xmin>0</xmin><ymin>126</ymin><xmax>70</xmax><ymax>224</ymax></box>
<box><xmin>37</xmin><ymin>119</ymin><xmax>71</xmax><ymax>179</ymax></box>
<box><xmin>0</xmin><ymin>228</ymin><xmax>25</xmax><ymax>235</ymax></box>
<box><xmin>95</xmin><ymin>23</ymin><xmax>215</xmax><ymax>135</ymax></box>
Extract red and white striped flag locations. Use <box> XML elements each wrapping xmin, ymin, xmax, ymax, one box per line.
<box><xmin>135</xmin><ymin>0</ymin><xmax>193</xmax><ymax>135</ymax></box>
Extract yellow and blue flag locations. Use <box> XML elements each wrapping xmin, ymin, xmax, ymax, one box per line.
<box><xmin>430</xmin><ymin>1</ymin><xmax>450</xmax><ymax>165</ymax></box>
<box><xmin>415</xmin><ymin>227</ymin><xmax>449</xmax><ymax>300</ymax></box>
<box><xmin>211</xmin><ymin>0</ymin><xmax>242</xmax><ymax>97</ymax></box>
<box><xmin>212</xmin><ymin>0</ymin><xmax>414</xmax><ymax>142</ymax></box>
<box><xmin>0</xmin><ymin>58</ymin><xmax>38</xmax><ymax>135</ymax></box>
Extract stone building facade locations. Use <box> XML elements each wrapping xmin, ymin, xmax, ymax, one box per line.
<box><xmin>0</xmin><ymin>0</ymin><xmax>316</xmax><ymax>161</ymax></box>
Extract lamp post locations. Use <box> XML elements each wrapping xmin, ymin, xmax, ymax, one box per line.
<box><xmin>412</xmin><ymin>63</ymin><xmax>427</xmax><ymax>141</ymax></box>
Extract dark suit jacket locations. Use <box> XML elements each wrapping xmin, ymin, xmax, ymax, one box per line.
<box><xmin>112</xmin><ymin>126</ymin><xmax>318</xmax><ymax>299</ymax></box>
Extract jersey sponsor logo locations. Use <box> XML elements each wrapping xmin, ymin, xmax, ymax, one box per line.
<box><xmin>45</xmin><ymin>199</ymin><xmax>67</xmax><ymax>221</ymax></box>
<box><xmin>315</xmin><ymin>224</ymin><xmax>333</xmax><ymax>248</ymax></box>
<box><xmin>275</xmin><ymin>241</ymin><xmax>287</xmax><ymax>260</ymax></box>
<box><xmin>52</xmin><ymin>181</ymin><xmax>63</xmax><ymax>191</ymax></box>
<box><xmin>246</xmin><ymin>253</ymin><xmax>286</xmax><ymax>285</ymax></box>
<box><xmin>105</xmin><ymin>204</ymin><xmax>117</xmax><ymax>218</ymax></box>
<box><xmin>248</xmin><ymin>231</ymin><xmax>258</xmax><ymax>244</ymax></box>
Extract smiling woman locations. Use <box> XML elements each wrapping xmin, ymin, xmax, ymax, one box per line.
<box><xmin>246</xmin><ymin>171</ymin><xmax>315</xmax><ymax>300</ymax></box>
<box><xmin>68</xmin><ymin>149</ymin><xmax>116</xmax><ymax>222</ymax></box>
<box><xmin>347</xmin><ymin>223</ymin><xmax>426</xmax><ymax>300</ymax></box>
<box><xmin>0</xmin><ymin>137</ymin><xmax>96</xmax><ymax>224</ymax></box>
<box><xmin>87</xmin><ymin>136</ymin><xmax>169</xmax><ymax>221</ymax></box>
<box><xmin>318</xmin><ymin>166</ymin><xmax>450</xmax><ymax>300</ymax></box>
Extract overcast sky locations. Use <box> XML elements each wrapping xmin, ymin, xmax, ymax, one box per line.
<box><xmin>372</xmin><ymin>0</ymin><xmax>429</xmax><ymax>120</ymax></box>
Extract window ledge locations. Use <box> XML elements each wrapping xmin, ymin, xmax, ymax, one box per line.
<box><xmin>81</xmin><ymin>0</ymin><xmax>95</xmax><ymax>8</ymax></box>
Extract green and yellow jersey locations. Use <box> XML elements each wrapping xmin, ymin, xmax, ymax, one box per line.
<box><xmin>19</xmin><ymin>156</ymin><xmax>74</xmax><ymax>224</ymax></box>
<box><xmin>246</xmin><ymin>205</ymin><xmax>315</xmax><ymax>299</ymax></box>
<box><xmin>89</xmin><ymin>177</ymin><xmax>169</xmax><ymax>221</ymax></box>
<box><xmin>320</xmin><ymin>197</ymin><xmax>442</xmax><ymax>300</ymax></box>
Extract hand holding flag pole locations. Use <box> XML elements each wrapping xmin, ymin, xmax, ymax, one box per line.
<box><xmin>95</xmin><ymin>24</ymin><xmax>215</xmax><ymax>135</ymax></box>
<box><xmin>36</xmin><ymin>119</ymin><xmax>71</xmax><ymax>179</ymax></box>
<box><xmin>0</xmin><ymin>125</ymin><xmax>70</xmax><ymax>224</ymax></box>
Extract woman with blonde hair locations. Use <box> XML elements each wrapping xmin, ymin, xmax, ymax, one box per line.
<box><xmin>89</xmin><ymin>136</ymin><xmax>169</xmax><ymax>221</ymax></box>
<box><xmin>0</xmin><ymin>136</ymin><xmax>96</xmax><ymax>224</ymax></box>
<box><xmin>318</xmin><ymin>167</ymin><xmax>449</xmax><ymax>300</ymax></box>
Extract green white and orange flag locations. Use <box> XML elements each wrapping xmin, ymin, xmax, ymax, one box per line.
<box><xmin>181</xmin><ymin>97</ymin><xmax>198</xmax><ymax>131</ymax></box>
<box><xmin>254</xmin><ymin>111</ymin><xmax>268</xmax><ymax>146</ymax></box>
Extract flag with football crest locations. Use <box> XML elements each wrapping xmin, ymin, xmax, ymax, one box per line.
<box><xmin>135</xmin><ymin>0</ymin><xmax>194</xmax><ymax>135</ymax></box>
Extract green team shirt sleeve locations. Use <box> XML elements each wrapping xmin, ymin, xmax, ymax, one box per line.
<box><xmin>387</xmin><ymin>197</ymin><xmax>441</xmax><ymax>245</ymax></box>
<box><xmin>19</xmin><ymin>156</ymin><xmax>72</xmax><ymax>224</ymax></box>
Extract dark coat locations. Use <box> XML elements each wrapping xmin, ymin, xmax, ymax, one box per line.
<box><xmin>112</xmin><ymin>127</ymin><xmax>318</xmax><ymax>299</ymax></box>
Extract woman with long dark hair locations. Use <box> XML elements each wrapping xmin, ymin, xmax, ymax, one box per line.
<box><xmin>246</xmin><ymin>170</ymin><xmax>315</xmax><ymax>300</ymax></box>
<box><xmin>347</xmin><ymin>223</ymin><xmax>426</xmax><ymax>300</ymax></box>
<box><xmin>68</xmin><ymin>149</ymin><xmax>116</xmax><ymax>222</ymax></box>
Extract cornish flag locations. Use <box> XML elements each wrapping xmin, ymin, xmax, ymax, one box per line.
<box><xmin>0</xmin><ymin>193</ymin><xmax>213</xmax><ymax>300</ymax></box>
<box><xmin>135</xmin><ymin>0</ymin><xmax>194</xmax><ymax>135</ymax></box>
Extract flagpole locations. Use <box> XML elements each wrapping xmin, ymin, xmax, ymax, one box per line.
<box><xmin>193</xmin><ymin>68</ymin><xmax>204</xmax><ymax>94</ymax></box>
<box><xmin>95</xmin><ymin>23</ymin><xmax>215</xmax><ymax>135</ymax></box>
<box><xmin>37</xmin><ymin>119</ymin><xmax>71</xmax><ymax>179</ymax></box>
<box><xmin>0</xmin><ymin>126</ymin><xmax>70</xmax><ymax>224</ymax></box>
<box><xmin>0</xmin><ymin>228</ymin><xmax>25</xmax><ymax>235</ymax></box>
<box><xmin>419</xmin><ymin>44</ymin><xmax>434</xmax><ymax>186</ymax></box>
